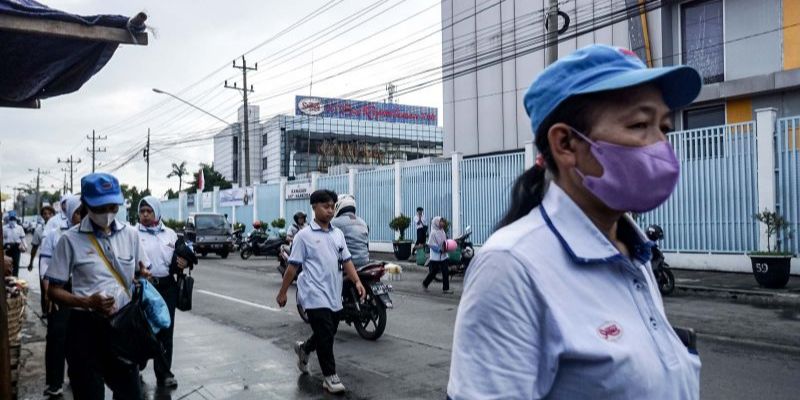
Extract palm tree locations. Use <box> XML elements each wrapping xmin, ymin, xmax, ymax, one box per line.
<box><xmin>167</xmin><ymin>161</ymin><xmax>188</xmax><ymax>192</ymax></box>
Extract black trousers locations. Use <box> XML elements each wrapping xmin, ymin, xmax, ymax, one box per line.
<box><xmin>65</xmin><ymin>310</ymin><xmax>142</xmax><ymax>400</ymax></box>
<box><xmin>423</xmin><ymin>260</ymin><xmax>450</xmax><ymax>291</ymax></box>
<box><xmin>45</xmin><ymin>307</ymin><xmax>70</xmax><ymax>389</ymax></box>
<box><xmin>5</xmin><ymin>245</ymin><xmax>21</xmax><ymax>277</ymax></box>
<box><xmin>152</xmin><ymin>277</ymin><xmax>178</xmax><ymax>381</ymax></box>
<box><xmin>415</xmin><ymin>227</ymin><xmax>428</xmax><ymax>246</ymax></box>
<box><xmin>302</xmin><ymin>308</ymin><xmax>340</xmax><ymax>376</ymax></box>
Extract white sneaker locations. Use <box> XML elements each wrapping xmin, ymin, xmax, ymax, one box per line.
<box><xmin>323</xmin><ymin>374</ymin><xmax>346</xmax><ymax>393</ymax></box>
<box><xmin>294</xmin><ymin>341</ymin><xmax>309</xmax><ymax>374</ymax></box>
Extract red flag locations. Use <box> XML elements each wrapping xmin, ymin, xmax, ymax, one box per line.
<box><xmin>198</xmin><ymin>168</ymin><xmax>205</xmax><ymax>192</ymax></box>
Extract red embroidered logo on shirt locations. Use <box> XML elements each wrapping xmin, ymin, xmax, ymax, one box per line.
<box><xmin>598</xmin><ymin>322</ymin><xmax>623</xmax><ymax>341</ymax></box>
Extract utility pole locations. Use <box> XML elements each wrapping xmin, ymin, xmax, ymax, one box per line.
<box><xmin>86</xmin><ymin>129</ymin><xmax>107</xmax><ymax>173</ymax></box>
<box><xmin>27</xmin><ymin>168</ymin><xmax>49</xmax><ymax>215</ymax></box>
<box><xmin>224</xmin><ymin>55</ymin><xmax>257</xmax><ymax>186</ymax></box>
<box><xmin>143</xmin><ymin>128</ymin><xmax>151</xmax><ymax>192</ymax></box>
<box><xmin>546</xmin><ymin>0</ymin><xmax>559</xmax><ymax>66</ymax></box>
<box><xmin>57</xmin><ymin>155</ymin><xmax>81</xmax><ymax>193</ymax></box>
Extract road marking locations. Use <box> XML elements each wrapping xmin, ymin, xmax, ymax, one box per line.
<box><xmin>197</xmin><ymin>289</ymin><xmax>283</xmax><ymax>313</ymax></box>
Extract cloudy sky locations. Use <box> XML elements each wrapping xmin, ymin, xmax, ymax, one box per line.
<box><xmin>0</xmin><ymin>0</ymin><xmax>443</xmax><ymax>205</ymax></box>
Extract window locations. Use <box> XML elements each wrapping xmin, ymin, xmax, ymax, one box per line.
<box><xmin>682</xmin><ymin>104</ymin><xmax>725</xmax><ymax>159</ymax></box>
<box><xmin>232</xmin><ymin>136</ymin><xmax>239</xmax><ymax>182</ymax></box>
<box><xmin>683</xmin><ymin>104</ymin><xmax>725</xmax><ymax>129</ymax></box>
<box><xmin>262</xmin><ymin>157</ymin><xmax>268</xmax><ymax>170</ymax></box>
<box><xmin>681</xmin><ymin>0</ymin><xmax>724</xmax><ymax>84</ymax></box>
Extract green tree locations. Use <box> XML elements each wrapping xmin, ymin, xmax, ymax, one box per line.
<box><xmin>121</xmin><ymin>184</ymin><xmax>151</xmax><ymax>225</ymax></box>
<box><xmin>164</xmin><ymin>188</ymin><xmax>178</xmax><ymax>200</ymax></box>
<box><xmin>167</xmin><ymin>161</ymin><xmax>189</xmax><ymax>192</ymax></box>
<box><xmin>186</xmin><ymin>163</ymin><xmax>233</xmax><ymax>191</ymax></box>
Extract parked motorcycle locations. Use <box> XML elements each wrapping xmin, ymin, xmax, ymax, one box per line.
<box><xmin>276</xmin><ymin>243</ymin><xmax>296</xmax><ymax>282</ymax></box>
<box><xmin>232</xmin><ymin>228</ymin><xmax>245</xmax><ymax>251</ymax></box>
<box><xmin>296</xmin><ymin>261</ymin><xmax>393</xmax><ymax>341</ymax></box>
<box><xmin>646</xmin><ymin>224</ymin><xmax>675</xmax><ymax>296</ymax></box>
<box><xmin>435</xmin><ymin>225</ymin><xmax>476</xmax><ymax>282</ymax></box>
<box><xmin>240</xmin><ymin>229</ymin><xmax>285</xmax><ymax>260</ymax></box>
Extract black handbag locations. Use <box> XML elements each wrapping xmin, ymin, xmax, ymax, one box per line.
<box><xmin>177</xmin><ymin>270</ymin><xmax>194</xmax><ymax>311</ymax></box>
<box><xmin>109</xmin><ymin>285</ymin><xmax>165</xmax><ymax>366</ymax></box>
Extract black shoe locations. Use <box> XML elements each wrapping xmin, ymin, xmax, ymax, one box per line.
<box><xmin>157</xmin><ymin>376</ymin><xmax>178</xmax><ymax>388</ymax></box>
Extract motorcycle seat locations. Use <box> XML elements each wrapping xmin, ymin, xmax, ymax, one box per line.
<box><xmin>357</xmin><ymin>261</ymin><xmax>385</xmax><ymax>272</ymax></box>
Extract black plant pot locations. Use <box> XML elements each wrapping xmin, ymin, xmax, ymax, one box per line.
<box><xmin>393</xmin><ymin>241</ymin><xmax>412</xmax><ymax>261</ymax></box>
<box><xmin>749</xmin><ymin>255</ymin><xmax>792</xmax><ymax>289</ymax></box>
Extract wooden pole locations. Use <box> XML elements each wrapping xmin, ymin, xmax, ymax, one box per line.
<box><xmin>0</xmin><ymin>230</ymin><xmax>12</xmax><ymax>399</ymax></box>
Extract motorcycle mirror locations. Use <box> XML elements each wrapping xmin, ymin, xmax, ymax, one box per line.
<box><xmin>465</xmin><ymin>225</ymin><xmax>472</xmax><ymax>233</ymax></box>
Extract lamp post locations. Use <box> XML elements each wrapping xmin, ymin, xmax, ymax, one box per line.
<box><xmin>151</xmin><ymin>88</ymin><xmax>231</xmax><ymax>125</ymax></box>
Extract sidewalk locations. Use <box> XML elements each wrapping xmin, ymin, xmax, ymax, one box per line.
<box><xmin>374</xmin><ymin>252</ymin><xmax>800</xmax><ymax>307</ymax></box>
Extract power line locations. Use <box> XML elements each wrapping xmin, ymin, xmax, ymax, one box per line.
<box><xmin>86</xmin><ymin>130</ymin><xmax>108</xmax><ymax>173</ymax></box>
<box><xmin>57</xmin><ymin>155</ymin><xmax>82</xmax><ymax>193</ymax></box>
<box><xmin>224</xmin><ymin>56</ymin><xmax>258</xmax><ymax>186</ymax></box>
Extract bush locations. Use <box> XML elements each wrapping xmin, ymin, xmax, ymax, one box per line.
<box><xmin>233</xmin><ymin>222</ymin><xmax>245</xmax><ymax>232</ymax></box>
<box><xmin>271</xmin><ymin>218</ymin><xmax>286</xmax><ymax>229</ymax></box>
<box><xmin>753</xmin><ymin>209</ymin><xmax>793</xmax><ymax>255</ymax></box>
<box><xmin>163</xmin><ymin>219</ymin><xmax>185</xmax><ymax>232</ymax></box>
<box><xmin>389</xmin><ymin>214</ymin><xmax>411</xmax><ymax>241</ymax></box>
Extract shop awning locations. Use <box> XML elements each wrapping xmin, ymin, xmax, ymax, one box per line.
<box><xmin>0</xmin><ymin>0</ymin><xmax>148</xmax><ymax>108</ymax></box>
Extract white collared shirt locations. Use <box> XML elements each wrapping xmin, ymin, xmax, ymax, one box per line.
<box><xmin>288</xmin><ymin>219</ymin><xmax>352</xmax><ymax>311</ymax></box>
<box><xmin>136</xmin><ymin>223</ymin><xmax>177</xmax><ymax>278</ymax></box>
<box><xmin>448</xmin><ymin>184</ymin><xmax>700</xmax><ymax>400</ymax></box>
<box><xmin>3</xmin><ymin>222</ymin><xmax>24</xmax><ymax>244</ymax></box>
<box><xmin>46</xmin><ymin>217</ymin><xmax>149</xmax><ymax>311</ymax></box>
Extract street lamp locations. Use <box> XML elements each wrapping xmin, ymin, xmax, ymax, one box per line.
<box><xmin>152</xmin><ymin>88</ymin><xmax>231</xmax><ymax>125</ymax></box>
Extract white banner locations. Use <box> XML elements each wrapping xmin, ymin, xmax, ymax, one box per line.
<box><xmin>286</xmin><ymin>181</ymin><xmax>312</xmax><ymax>200</ymax></box>
<box><xmin>220</xmin><ymin>187</ymin><xmax>254</xmax><ymax>207</ymax></box>
<box><xmin>202</xmin><ymin>192</ymin><xmax>213</xmax><ymax>209</ymax></box>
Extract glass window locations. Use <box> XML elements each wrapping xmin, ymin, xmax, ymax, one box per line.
<box><xmin>683</xmin><ymin>104</ymin><xmax>725</xmax><ymax>129</ymax></box>
<box><xmin>681</xmin><ymin>0</ymin><xmax>724</xmax><ymax>84</ymax></box>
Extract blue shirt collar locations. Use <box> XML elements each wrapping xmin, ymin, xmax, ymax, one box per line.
<box><xmin>539</xmin><ymin>184</ymin><xmax>653</xmax><ymax>265</ymax></box>
<box><xmin>79</xmin><ymin>216</ymin><xmax>125</xmax><ymax>238</ymax></box>
<box><xmin>309</xmin><ymin>219</ymin><xmax>333</xmax><ymax>233</ymax></box>
<box><xmin>137</xmin><ymin>221</ymin><xmax>164</xmax><ymax>234</ymax></box>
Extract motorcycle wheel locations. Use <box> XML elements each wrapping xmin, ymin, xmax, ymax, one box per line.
<box><xmin>354</xmin><ymin>289</ymin><xmax>387</xmax><ymax>341</ymax></box>
<box><xmin>658</xmin><ymin>268</ymin><xmax>675</xmax><ymax>296</ymax></box>
<box><xmin>240</xmin><ymin>248</ymin><xmax>252</xmax><ymax>260</ymax></box>
<box><xmin>297</xmin><ymin>290</ymin><xmax>309</xmax><ymax>323</ymax></box>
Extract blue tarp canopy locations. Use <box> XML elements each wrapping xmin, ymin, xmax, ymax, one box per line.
<box><xmin>0</xmin><ymin>0</ymin><xmax>147</xmax><ymax>108</ymax></box>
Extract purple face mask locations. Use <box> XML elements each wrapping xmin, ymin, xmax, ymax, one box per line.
<box><xmin>571</xmin><ymin>128</ymin><xmax>680</xmax><ymax>213</ymax></box>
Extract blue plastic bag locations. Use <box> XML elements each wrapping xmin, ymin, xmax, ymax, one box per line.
<box><xmin>139</xmin><ymin>278</ymin><xmax>171</xmax><ymax>334</ymax></box>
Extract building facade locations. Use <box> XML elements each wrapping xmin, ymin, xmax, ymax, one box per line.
<box><xmin>212</xmin><ymin>105</ymin><xmax>263</xmax><ymax>186</ymax></box>
<box><xmin>441</xmin><ymin>0</ymin><xmax>800</xmax><ymax>155</ymax></box>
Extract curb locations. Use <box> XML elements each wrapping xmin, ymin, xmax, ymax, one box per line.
<box><xmin>675</xmin><ymin>284</ymin><xmax>800</xmax><ymax>308</ymax></box>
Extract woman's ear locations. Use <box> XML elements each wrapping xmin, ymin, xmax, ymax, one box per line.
<box><xmin>548</xmin><ymin>123</ymin><xmax>580</xmax><ymax>169</ymax></box>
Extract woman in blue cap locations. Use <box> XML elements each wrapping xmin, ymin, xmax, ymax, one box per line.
<box><xmin>46</xmin><ymin>173</ymin><xmax>149</xmax><ymax>400</ymax></box>
<box><xmin>447</xmin><ymin>45</ymin><xmax>702</xmax><ymax>399</ymax></box>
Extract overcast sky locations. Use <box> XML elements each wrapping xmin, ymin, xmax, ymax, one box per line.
<box><xmin>0</xmin><ymin>0</ymin><xmax>443</xmax><ymax>207</ymax></box>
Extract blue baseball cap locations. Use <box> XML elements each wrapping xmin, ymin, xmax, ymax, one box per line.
<box><xmin>524</xmin><ymin>44</ymin><xmax>702</xmax><ymax>136</ymax></box>
<box><xmin>81</xmin><ymin>173</ymin><xmax>124</xmax><ymax>207</ymax></box>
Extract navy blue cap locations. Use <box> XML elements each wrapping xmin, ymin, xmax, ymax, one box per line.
<box><xmin>524</xmin><ymin>44</ymin><xmax>702</xmax><ymax>136</ymax></box>
<box><xmin>81</xmin><ymin>173</ymin><xmax>124</xmax><ymax>207</ymax></box>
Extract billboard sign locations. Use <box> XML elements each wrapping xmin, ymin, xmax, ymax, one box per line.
<box><xmin>295</xmin><ymin>95</ymin><xmax>437</xmax><ymax>126</ymax></box>
<box><xmin>286</xmin><ymin>181</ymin><xmax>312</xmax><ymax>200</ymax></box>
<box><xmin>220</xmin><ymin>187</ymin><xmax>255</xmax><ymax>207</ymax></box>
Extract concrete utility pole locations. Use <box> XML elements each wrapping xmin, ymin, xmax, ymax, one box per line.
<box><xmin>225</xmin><ymin>55</ymin><xmax>257</xmax><ymax>186</ymax></box>
<box><xmin>143</xmin><ymin>128</ymin><xmax>151</xmax><ymax>192</ymax></box>
<box><xmin>28</xmin><ymin>168</ymin><xmax>49</xmax><ymax>215</ymax></box>
<box><xmin>86</xmin><ymin>129</ymin><xmax>107</xmax><ymax>173</ymax></box>
<box><xmin>57</xmin><ymin>155</ymin><xmax>81</xmax><ymax>193</ymax></box>
<box><xmin>546</xmin><ymin>0</ymin><xmax>559</xmax><ymax>66</ymax></box>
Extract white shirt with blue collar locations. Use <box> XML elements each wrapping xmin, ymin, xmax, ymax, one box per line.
<box><xmin>447</xmin><ymin>184</ymin><xmax>700</xmax><ymax>400</ymax></box>
<box><xmin>288</xmin><ymin>219</ymin><xmax>352</xmax><ymax>312</ymax></box>
<box><xmin>46</xmin><ymin>217</ymin><xmax>149</xmax><ymax>311</ymax></box>
<box><xmin>136</xmin><ymin>222</ymin><xmax>178</xmax><ymax>278</ymax></box>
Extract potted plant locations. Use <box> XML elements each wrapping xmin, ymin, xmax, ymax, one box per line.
<box><xmin>389</xmin><ymin>214</ymin><xmax>412</xmax><ymax>260</ymax></box>
<box><xmin>749</xmin><ymin>209</ymin><xmax>794</xmax><ymax>289</ymax></box>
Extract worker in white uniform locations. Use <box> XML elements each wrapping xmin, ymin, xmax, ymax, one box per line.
<box><xmin>136</xmin><ymin>195</ymin><xmax>188</xmax><ymax>389</ymax></box>
<box><xmin>28</xmin><ymin>203</ymin><xmax>55</xmax><ymax>272</ymax></box>
<box><xmin>46</xmin><ymin>173</ymin><xmax>149</xmax><ymax>400</ymax></box>
<box><xmin>3</xmin><ymin>210</ymin><xmax>26</xmax><ymax>276</ymax></box>
<box><xmin>447</xmin><ymin>45</ymin><xmax>703</xmax><ymax>399</ymax></box>
<box><xmin>38</xmin><ymin>195</ymin><xmax>82</xmax><ymax>397</ymax></box>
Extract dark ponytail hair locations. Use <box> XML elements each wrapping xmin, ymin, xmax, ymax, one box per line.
<box><xmin>496</xmin><ymin>94</ymin><xmax>601</xmax><ymax>229</ymax></box>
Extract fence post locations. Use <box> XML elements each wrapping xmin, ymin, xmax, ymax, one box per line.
<box><xmin>195</xmin><ymin>190</ymin><xmax>201</xmax><ymax>213</ymax></box>
<box><xmin>524</xmin><ymin>140</ymin><xmax>536</xmax><ymax>169</ymax></box>
<box><xmin>252</xmin><ymin>185</ymin><xmax>258</xmax><ymax>223</ymax></box>
<box><xmin>178</xmin><ymin>191</ymin><xmax>186</xmax><ymax>221</ymax></box>
<box><xmin>348</xmin><ymin>168</ymin><xmax>358</xmax><ymax>195</ymax></box>
<box><xmin>394</xmin><ymin>161</ymin><xmax>402</xmax><ymax>217</ymax></box>
<box><xmin>232</xmin><ymin>205</ymin><xmax>237</xmax><ymax>226</ymax></box>
<box><xmin>279</xmin><ymin>177</ymin><xmax>287</xmax><ymax>220</ymax></box>
<box><xmin>451</xmin><ymin>152</ymin><xmax>463</xmax><ymax>238</ymax></box>
<box><xmin>311</xmin><ymin>171</ymin><xmax>320</xmax><ymax>191</ymax></box>
<box><xmin>212</xmin><ymin>186</ymin><xmax>220</xmax><ymax>213</ymax></box>
<box><xmin>755</xmin><ymin>108</ymin><xmax>778</xmax><ymax>252</ymax></box>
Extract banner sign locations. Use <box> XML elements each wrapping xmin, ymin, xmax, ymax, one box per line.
<box><xmin>286</xmin><ymin>181</ymin><xmax>312</xmax><ymax>200</ymax></box>
<box><xmin>201</xmin><ymin>192</ymin><xmax>213</xmax><ymax>209</ymax></box>
<box><xmin>295</xmin><ymin>96</ymin><xmax>437</xmax><ymax>126</ymax></box>
<box><xmin>187</xmin><ymin>193</ymin><xmax>195</xmax><ymax>208</ymax></box>
<box><xmin>220</xmin><ymin>187</ymin><xmax>254</xmax><ymax>207</ymax></box>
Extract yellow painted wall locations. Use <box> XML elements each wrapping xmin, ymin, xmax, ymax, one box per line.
<box><xmin>785</xmin><ymin>0</ymin><xmax>800</xmax><ymax>70</ymax></box>
<box><xmin>726</xmin><ymin>98</ymin><xmax>752</xmax><ymax>124</ymax></box>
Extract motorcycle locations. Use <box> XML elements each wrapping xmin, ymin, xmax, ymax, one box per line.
<box><xmin>296</xmin><ymin>261</ymin><xmax>393</xmax><ymax>341</ymax></box>
<box><xmin>646</xmin><ymin>224</ymin><xmax>675</xmax><ymax>296</ymax></box>
<box><xmin>276</xmin><ymin>242</ymin><xmax>296</xmax><ymax>282</ymax></box>
<box><xmin>232</xmin><ymin>228</ymin><xmax>245</xmax><ymax>250</ymax></box>
<box><xmin>240</xmin><ymin>229</ymin><xmax>285</xmax><ymax>260</ymax></box>
<box><xmin>435</xmin><ymin>225</ymin><xmax>476</xmax><ymax>282</ymax></box>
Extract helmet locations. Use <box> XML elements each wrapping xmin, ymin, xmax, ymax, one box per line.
<box><xmin>334</xmin><ymin>194</ymin><xmax>356</xmax><ymax>217</ymax></box>
<box><xmin>645</xmin><ymin>224</ymin><xmax>663</xmax><ymax>241</ymax></box>
<box><xmin>293</xmin><ymin>211</ymin><xmax>307</xmax><ymax>224</ymax></box>
<box><xmin>252</xmin><ymin>220</ymin><xmax>262</xmax><ymax>229</ymax></box>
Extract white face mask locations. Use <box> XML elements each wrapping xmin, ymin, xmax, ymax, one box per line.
<box><xmin>88</xmin><ymin>211</ymin><xmax>116</xmax><ymax>228</ymax></box>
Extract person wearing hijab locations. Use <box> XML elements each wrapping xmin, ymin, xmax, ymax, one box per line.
<box><xmin>136</xmin><ymin>195</ymin><xmax>188</xmax><ymax>389</ymax></box>
<box><xmin>422</xmin><ymin>216</ymin><xmax>452</xmax><ymax>294</ymax></box>
<box><xmin>38</xmin><ymin>194</ymin><xmax>82</xmax><ymax>397</ymax></box>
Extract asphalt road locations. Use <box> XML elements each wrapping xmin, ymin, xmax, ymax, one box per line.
<box><xmin>184</xmin><ymin>254</ymin><xmax>800</xmax><ymax>400</ymax></box>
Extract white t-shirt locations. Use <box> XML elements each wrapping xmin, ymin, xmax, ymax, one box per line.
<box><xmin>288</xmin><ymin>220</ymin><xmax>352</xmax><ymax>312</ymax></box>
